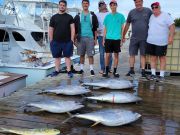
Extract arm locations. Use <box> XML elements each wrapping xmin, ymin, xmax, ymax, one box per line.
<box><xmin>70</xmin><ymin>23</ymin><xmax>75</xmax><ymax>43</ymax></box>
<box><xmin>94</xmin><ymin>30</ymin><xmax>97</xmax><ymax>45</ymax></box>
<box><xmin>122</xmin><ymin>22</ymin><xmax>130</xmax><ymax>41</ymax></box>
<box><xmin>121</xmin><ymin>24</ymin><xmax>125</xmax><ymax>45</ymax></box>
<box><xmin>102</xmin><ymin>27</ymin><xmax>107</xmax><ymax>46</ymax></box>
<box><xmin>48</xmin><ymin>26</ymin><xmax>54</xmax><ymax>42</ymax></box>
<box><xmin>168</xmin><ymin>24</ymin><xmax>175</xmax><ymax>45</ymax></box>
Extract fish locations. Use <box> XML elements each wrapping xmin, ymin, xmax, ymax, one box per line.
<box><xmin>0</xmin><ymin>127</ymin><xmax>60</xmax><ymax>135</ymax></box>
<box><xmin>64</xmin><ymin>109</ymin><xmax>141</xmax><ymax>127</ymax></box>
<box><xmin>82</xmin><ymin>79</ymin><xmax>133</xmax><ymax>89</ymax></box>
<box><xmin>42</xmin><ymin>85</ymin><xmax>91</xmax><ymax>96</ymax></box>
<box><xmin>86</xmin><ymin>92</ymin><xmax>142</xmax><ymax>103</ymax></box>
<box><xmin>27</xmin><ymin>100</ymin><xmax>84</xmax><ymax>113</ymax></box>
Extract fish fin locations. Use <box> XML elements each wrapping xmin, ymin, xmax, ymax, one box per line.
<box><xmin>0</xmin><ymin>127</ymin><xmax>8</xmax><ymax>133</ymax></box>
<box><xmin>91</xmin><ymin>121</ymin><xmax>100</xmax><ymax>127</ymax></box>
<box><xmin>61</xmin><ymin>112</ymin><xmax>75</xmax><ymax>124</ymax></box>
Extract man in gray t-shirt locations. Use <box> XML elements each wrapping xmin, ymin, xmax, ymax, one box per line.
<box><xmin>122</xmin><ymin>0</ymin><xmax>152</xmax><ymax>78</ymax></box>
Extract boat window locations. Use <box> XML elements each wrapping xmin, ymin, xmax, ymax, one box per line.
<box><xmin>12</xmin><ymin>31</ymin><xmax>25</xmax><ymax>41</ymax></box>
<box><xmin>31</xmin><ymin>32</ymin><xmax>43</xmax><ymax>42</ymax></box>
<box><xmin>0</xmin><ymin>29</ymin><xmax>9</xmax><ymax>42</ymax></box>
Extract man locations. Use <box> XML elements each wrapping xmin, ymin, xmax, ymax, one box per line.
<box><xmin>122</xmin><ymin>0</ymin><xmax>152</xmax><ymax>78</ymax></box>
<box><xmin>146</xmin><ymin>2</ymin><xmax>175</xmax><ymax>82</ymax></box>
<box><xmin>96</xmin><ymin>0</ymin><xmax>113</xmax><ymax>74</ymax></box>
<box><xmin>103</xmin><ymin>0</ymin><xmax>125</xmax><ymax>78</ymax></box>
<box><xmin>74</xmin><ymin>0</ymin><xmax>98</xmax><ymax>76</ymax></box>
<box><xmin>49</xmin><ymin>0</ymin><xmax>75</xmax><ymax>78</ymax></box>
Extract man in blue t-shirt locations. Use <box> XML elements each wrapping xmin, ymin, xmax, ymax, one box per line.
<box><xmin>103</xmin><ymin>0</ymin><xmax>125</xmax><ymax>78</ymax></box>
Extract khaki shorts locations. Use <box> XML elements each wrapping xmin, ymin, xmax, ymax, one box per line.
<box><xmin>77</xmin><ymin>37</ymin><xmax>95</xmax><ymax>56</ymax></box>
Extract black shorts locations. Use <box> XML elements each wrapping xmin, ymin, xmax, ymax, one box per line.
<box><xmin>105</xmin><ymin>39</ymin><xmax>121</xmax><ymax>53</ymax></box>
<box><xmin>146</xmin><ymin>43</ymin><xmax>167</xmax><ymax>56</ymax></box>
<box><xmin>50</xmin><ymin>40</ymin><xmax>73</xmax><ymax>58</ymax></box>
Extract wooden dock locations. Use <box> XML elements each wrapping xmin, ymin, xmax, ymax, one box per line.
<box><xmin>0</xmin><ymin>73</ymin><xmax>180</xmax><ymax>135</ymax></box>
<box><xmin>0</xmin><ymin>51</ymin><xmax>180</xmax><ymax>135</ymax></box>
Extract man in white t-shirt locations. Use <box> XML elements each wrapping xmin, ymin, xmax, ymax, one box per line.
<box><xmin>146</xmin><ymin>2</ymin><xmax>175</xmax><ymax>82</ymax></box>
<box><xmin>96</xmin><ymin>0</ymin><xmax>112</xmax><ymax>74</ymax></box>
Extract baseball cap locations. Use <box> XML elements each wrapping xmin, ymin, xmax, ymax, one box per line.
<box><xmin>98</xmin><ymin>0</ymin><xmax>105</xmax><ymax>7</ymax></box>
<box><xmin>151</xmin><ymin>2</ymin><xmax>160</xmax><ymax>8</ymax></box>
<box><xmin>109</xmin><ymin>0</ymin><xmax>117</xmax><ymax>5</ymax></box>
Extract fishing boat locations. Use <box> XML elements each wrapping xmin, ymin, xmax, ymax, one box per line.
<box><xmin>0</xmin><ymin>0</ymin><xmax>80</xmax><ymax>85</ymax></box>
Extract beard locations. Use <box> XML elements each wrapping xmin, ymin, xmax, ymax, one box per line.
<box><xmin>59</xmin><ymin>8</ymin><xmax>66</xmax><ymax>13</ymax></box>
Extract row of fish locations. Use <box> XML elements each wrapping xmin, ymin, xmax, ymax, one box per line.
<box><xmin>26</xmin><ymin>79</ymin><xmax>142</xmax><ymax>127</ymax></box>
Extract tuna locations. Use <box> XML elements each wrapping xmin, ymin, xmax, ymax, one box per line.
<box><xmin>82</xmin><ymin>79</ymin><xmax>133</xmax><ymax>89</ymax></box>
<box><xmin>86</xmin><ymin>92</ymin><xmax>142</xmax><ymax>103</ymax></box>
<box><xmin>27</xmin><ymin>100</ymin><xmax>84</xmax><ymax>113</ymax></box>
<box><xmin>64</xmin><ymin>109</ymin><xmax>141</xmax><ymax>127</ymax></box>
<box><xmin>42</xmin><ymin>85</ymin><xmax>91</xmax><ymax>96</ymax></box>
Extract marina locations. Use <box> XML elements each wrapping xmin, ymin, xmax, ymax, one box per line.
<box><xmin>0</xmin><ymin>0</ymin><xmax>180</xmax><ymax>134</ymax></box>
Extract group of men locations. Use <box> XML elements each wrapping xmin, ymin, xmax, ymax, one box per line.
<box><xmin>49</xmin><ymin>0</ymin><xmax>175</xmax><ymax>82</ymax></box>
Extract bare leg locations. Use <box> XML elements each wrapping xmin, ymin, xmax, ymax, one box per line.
<box><xmin>113</xmin><ymin>53</ymin><xmax>119</xmax><ymax>68</ymax></box>
<box><xmin>80</xmin><ymin>55</ymin><xmax>85</xmax><ymax>64</ymax></box>
<box><xmin>105</xmin><ymin>53</ymin><xmax>110</xmax><ymax>67</ymax></box>
<box><xmin>129</xmin><ymin>56</ymin><xmax>135</xmax><ymax>68</ymax></box>
<box><xmin>89</xmin><ymin>56</ymin><xmax>94</xmax><ymax>65</ymax></box>
<box><xmin>65</xmin><ymin>57</ymin><xmax>71</xmax><ymax>72</ymax></box>
<box><xmin>140</xmin><ymin>55</ymin><xmax>146</xmax><ymax>69</ymax></box>
<box><xmin>55</xmin><ymin>58</ymin><xmax>61</xmax><ymax>71</ymax></box>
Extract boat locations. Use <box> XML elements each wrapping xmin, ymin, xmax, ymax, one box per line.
<box><xmin>0</xmin><ymin>0</ymin><xmax>80</xmax><ymax>85</ymax></box>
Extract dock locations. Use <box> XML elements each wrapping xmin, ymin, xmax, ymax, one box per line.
<box><xmin>0</xmin><ymin>42</ymin><xmax>180</xmax><ymax>135</ymax></box>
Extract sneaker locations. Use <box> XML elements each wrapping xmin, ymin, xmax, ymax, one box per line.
<box><xmin>146</xmin><ymin>74</ymin><xmax>157</xmax><ymax>81</ymax></box>
<box><xmin>90</xmin><ymin>70</ymin><xmax>95</xmax><ymax>76</ymax></box>
<box><xmin>141</xmin><ymin>71</ymin><xmax>146</xmax><ymax>78</ymax></box>
<box><xmin>113</xmin><ymin>72</ymin><xmax>120</xmax><ymax>78</ymax></box>
<box><xmin>109</xmin><ymin>70</ymin><xmax>113</xmax><ymax>73</ymax></box>
<box><xmin>102</xmin><ymin>73</ymin><xmax>109</xmax><ymax>78</ymax></box>
<box><xmin>78</xmin><ymin>70</ymin><xmax>84</xmax><ymax>74</ymax></box>
<box><xmin>126</xmin><ymin>70</ymin><xmax>135</xmax><ymax>76</ymax></box>
<box><xmin>68</xmin><ymin>71</ymin><xmax>73</xmax><ymax>78</ymax></box>
<box><xmin>157</xmin><ymin>76</ymin><xmax>165</xmax><ymax>82</ymax></box>
<box><xmin>50</xmin><ymin>71</ymin><xmax>60</xmax><ymax>77</ymax></box>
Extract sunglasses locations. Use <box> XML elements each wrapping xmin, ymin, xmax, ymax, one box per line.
<box><xmin>110</xmin><ymin>3</ymin><xmax>117</xmax><ymax>7</ymax></box>
<box><xmin>152</xmin><ymin>6</ymin><xmax>158</xmax><ymax>9</ymax></box>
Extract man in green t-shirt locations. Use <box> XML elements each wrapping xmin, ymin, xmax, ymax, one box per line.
<box><xmin>103</xmin><ymin>0</ymin><xmax>125</xmax><ymax>77</ymax></box>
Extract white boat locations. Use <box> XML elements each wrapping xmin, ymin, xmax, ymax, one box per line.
<box><xmin>0</xmin><ymin>0</ymin><xmax>80</xmax><ymax>85</ymax></box>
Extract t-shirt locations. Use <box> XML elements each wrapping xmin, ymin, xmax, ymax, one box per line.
<box><xmin>49</xmin><ymin>13</ymin><xmax>73</xmax><ymax>42</ymax></box>
<box><xmin>81</xmin><ymin>12</ymin><xmax>93</xmax><ymax>38</ymax></box>
<box><xmin>103</xmin><ymin>12</ymin><xmax>125</xmax><ymax>40</ymax></box>
<box><xmin>147</xmin><ymin>12</ymin><xmax>174</xmax><ymax>46</ymax></box>
<box><xmin>96</xmin><ymin>12</ymin><xmax>109</xmax><ymax>36</ymax></box>
<box><xmin>127</xmin><ymin>7</ymin><xmax>152</xmax><ymax>40</ymax></box>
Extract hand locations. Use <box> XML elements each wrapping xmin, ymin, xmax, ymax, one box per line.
<box><xmin>94</xmin><ymin>40</ymin><xmax>97</xmax><ymax>46</ymax></box>
<box><xmin>168</xmin><ymin>37</ymin><xmax>173</xmax><ymax>45</ymax></box>
<box><xmin>102</xmin><ymin>39</ymin><xmax>105</xmax><ymax>47</ymax></box>
<box><xmin>122</xmin><ymin>38</ymin><xmax>126</xmax><ymax>43</ymax></box>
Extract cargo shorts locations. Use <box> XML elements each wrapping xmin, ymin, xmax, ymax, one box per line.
<box><xmin>77</xmin><ymin>37</ymin><xmax>95</xmax><ymax>57</ymax></box>
<box><xmin>129</xmin><ymin>38</ymin><xmax>147</xmax><ymax>56</ymax></box>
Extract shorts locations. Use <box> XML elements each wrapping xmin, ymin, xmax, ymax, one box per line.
<box><xmin>146</xmin><ymin>43</ymin><xmax>167</xmax><ymax>56</ymax></box>
<box><xmin>77</xmin><ymin>37</ymin><xmax>95</xmax><ymax>56</ymax></box>
<box><xmin>129</xmin><ymin>38</ymin><xmax>147</xmax><ymax>56</ymax></box>
<box><xmin>105</xmin><ymin>39</ymin><xmax>121</xmax><ymax>53</ymax></box>
<box><xmin>50</xmin><ymin>40</ymin><xmax>73</xmax><ymax>58</ymax></box>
